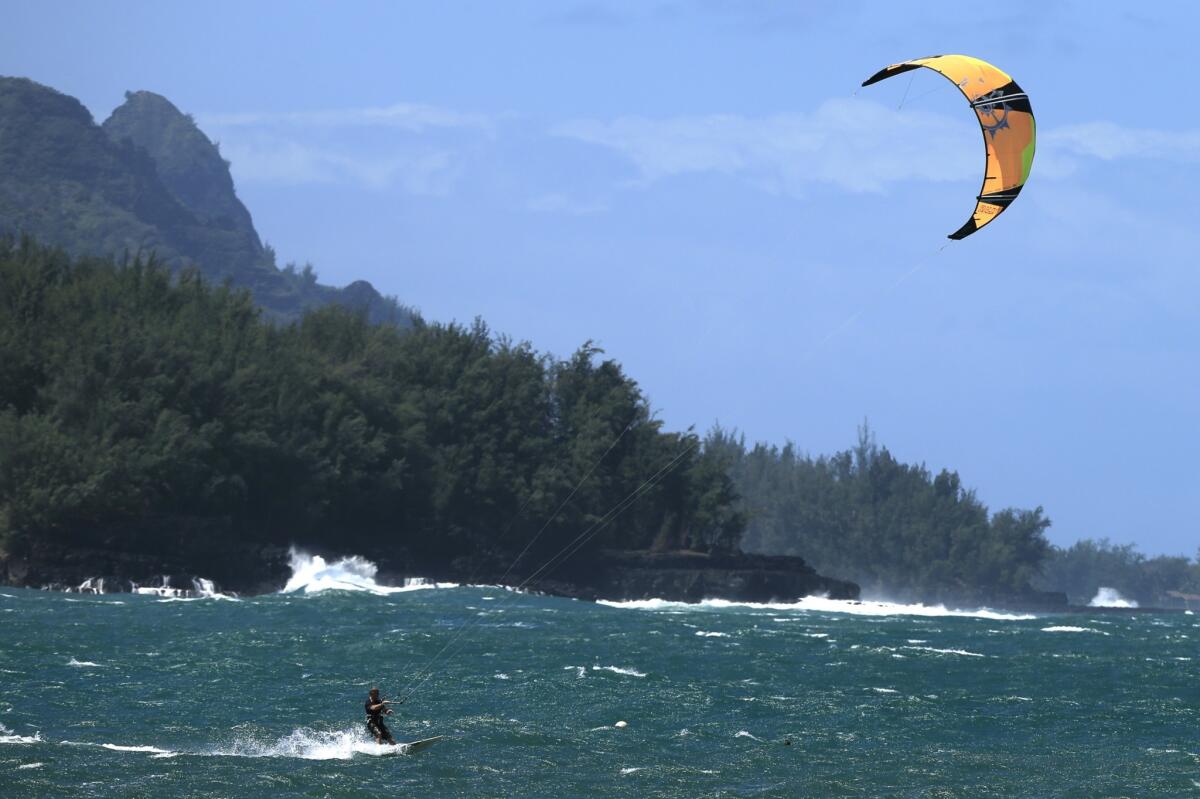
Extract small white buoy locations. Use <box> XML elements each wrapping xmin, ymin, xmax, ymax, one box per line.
<box><xmin>614</xmin><ymin>720</ymin><xmax>628</xmax><ymax>728</ymax></box>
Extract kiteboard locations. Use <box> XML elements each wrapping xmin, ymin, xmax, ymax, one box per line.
<box><xmin>400</xmin><ymin>736</ymin><xmax>445</xmax><ymax>753</ymax></box>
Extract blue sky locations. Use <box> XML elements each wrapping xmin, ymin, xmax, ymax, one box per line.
<box><xmin>3</xmin><ymin>1</ymin><xmax>1197</xmax><ymax>555</ymax></box>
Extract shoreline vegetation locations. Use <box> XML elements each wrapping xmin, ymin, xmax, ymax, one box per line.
<box><xmin>4</xmin><ymin>239</ymin><xmax>1194</xmax><ymax>610</ymax></box>
<box><xmin>1</xmin><ymin>78</ymin><xmax>1196</xmax><ymax>611</ymax></box>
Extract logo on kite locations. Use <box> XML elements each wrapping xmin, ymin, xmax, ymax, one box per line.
<box><xmin>862</xmin><ymin>54</ymin><xmax>1036</xmax><ymax>240</ymax></box>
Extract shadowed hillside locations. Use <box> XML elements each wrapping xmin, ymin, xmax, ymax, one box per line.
<box><xmin>0</xmin><ymin>77</ymin><xmax>413</xmax><ymax>325</ymax></box>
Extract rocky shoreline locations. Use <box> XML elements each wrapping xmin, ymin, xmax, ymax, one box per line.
<box><xmin>0</xmin><ymin>542</ymin><xmax>860</xmax><ymax>604</ymax></box>
<box><xmin>6</xmin><ymin>538</ymin><xmax>1186</xmax><ymax>613</ymax></box>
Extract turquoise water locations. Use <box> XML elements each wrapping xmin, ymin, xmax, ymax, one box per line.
<box><xmin>2</xmin><ymin>569</ymin><xmax>1198</xmax><ymax>797</ymax></box>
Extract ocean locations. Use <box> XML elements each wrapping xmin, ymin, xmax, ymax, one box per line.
<box><xmin>2</xmin><ymin>553</ymin><xmax>1197</xmax><ymax>798</ymax></box>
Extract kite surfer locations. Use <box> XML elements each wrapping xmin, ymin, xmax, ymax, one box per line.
<box><xmin>365</xmin><ymin>687</ymin><xmax>399</xmax><ymax>745</ymax></box>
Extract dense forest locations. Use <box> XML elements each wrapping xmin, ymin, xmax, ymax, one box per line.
<box><xmin>0</xmin><ymin>238</ymin><xmax>742</xmax><ymax>578</ymax></box>
<box><xmin>1034</xmin><ymin>539</ymin><xmax>1200</xmax><ymax>608</ymax></box>
<box><xmin>4</xmin><ymin>239</ymin><xmax>1195</xmax><ymax>605</ymax></box>
<box><xmin>707</xmin><ymin>428</ymin><xmax>1055</xmax><ymax>604</ymax></box>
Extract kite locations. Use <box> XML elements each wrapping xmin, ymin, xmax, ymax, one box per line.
<box><xmin>862</xmin><ymin>54</ymin><xmax>1035</xmax><ymax>240</ymax></box>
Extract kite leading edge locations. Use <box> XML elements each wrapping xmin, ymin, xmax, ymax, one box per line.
<box><xmin>862</xmin><ymin>54</ymin><xmax>1036</xmax><ymax>240</ymax></box>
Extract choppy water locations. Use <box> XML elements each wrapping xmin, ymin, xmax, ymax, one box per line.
<box><xmin>2</xmin><ymin>558</ymin><xmax>1198</xmax><ymax>797</ymax></box>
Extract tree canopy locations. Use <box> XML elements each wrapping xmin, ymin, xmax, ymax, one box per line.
<box><xmin>711</xmin><ymin>424</ymin><xmax>1053</xmax><ymax>604</ymax></box>
<box><xmin>0</xmin><ymin>238</ymin><xmax>741</xmax><ymax>574</ymax></box>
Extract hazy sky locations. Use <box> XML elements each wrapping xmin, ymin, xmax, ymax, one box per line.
<box><xmin>3</xmin><ymin>1</ymin><xmax>1197</xmax><ymax>555</ymax></box>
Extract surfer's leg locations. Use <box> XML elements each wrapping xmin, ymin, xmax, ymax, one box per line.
<box><xmin>379</xmin><ymin>721</ymin><xmax>396</xmax><ymax>745</ymax></box>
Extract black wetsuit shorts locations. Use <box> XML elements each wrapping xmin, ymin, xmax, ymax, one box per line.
<box><xmin>367</xmin><ymin>716</ymin><xmax>392</xmax><ymax>741</ymax></box>
<box><xmin>365</xmin><ymin>700</ymin><xmax>394</xmax><ymax>742</ymax></box>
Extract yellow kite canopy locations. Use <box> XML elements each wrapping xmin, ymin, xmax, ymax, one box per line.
<box><xmin>862</xmin><ymin>54</ymin><xmax>1036</xmax><ymax>240</ymax></box>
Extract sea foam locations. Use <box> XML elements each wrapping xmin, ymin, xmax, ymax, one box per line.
<box><xmin>213</xmin><ymin>727</ymin><xmax>406</xmax><ymax>760</ymax></box>
<box><xmin>1088</xmin><ymin>587</ymin><xmax>1138</xmax><ymax>608</ymax></box>
<box><xmin>592</xmin><ymin>665</ymin><xmax>647</xmax><ymax>678</ymax></box>
<box><xmin>281</xmin><ymin>550</ymin><xmax>458</xmax><ymax>595</ymax></box>
<box><xmin>598</xmin><ymin>595</ymin><xmax>1035</xmax><ymax>620</ymax></box>
<box><xmin>1042</xmin><ymin>625</ymin><xmax>1108</xmax><ymax>635</ymax></box>
<box><xmin>0</xmin><ymin>723</ymin><xmax>41</xmax><ymax>745</ymax></box>
<box><xmin>100</xmin><ymin>743</ymin><xmax>176</xmax><ymax>756</ymax></box>
<box><xmin>67</xmin><ymin>657</ymin><xmax>103</xmax><ymax>667</ymax></box>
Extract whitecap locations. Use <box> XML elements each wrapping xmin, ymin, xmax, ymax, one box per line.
<box><xmin>598</xmin><ymin>598</ymin><xmax>680</xmax><ymax>610</ymax></box>
<box><xmin>16</xmin><ymin>762</ymin><xmax>44</xmax><ymax>769</ymax></box>
<box><xmin>900</xmin><ymin>646</ymin><xmax>986</xmax><ymax>658</ymax></box>
<box><xmin>695</xmin><ymin>631</ymin><xmax>728</xmax><ymax>637</ymax></box>
<box><xmin>67</xmin><ymin>658</ymin><xmax>102</xmax><ymax>668</ymax></box>
<box><xmin>156</xmin><ymin>593</ymin><xmax>240</xmax><ymax>603</ymax></box>
<box><xmin>734</xmin><ymin>731</ymin><xmax>762</xmax><ymax>741</ymax></box>
<box><xmin>600</xmin><ymin>595</ymin><xmax>1034</xmax><ymax>620</ymax></box>
<box><xmin>100</xmin><ymin>743</ymin><xmax>176</xmax><ymax>755</ymax></box>
<box><xmin>592</xmin><ymin>665</ymin><xmax>647</xmax><ymax>678</ymax></box>
<box><xmin>0</xmin><ymin>723</ymin><xmax>41</xmax><ymax>745</ymax></box>
<box><xmin>1042</xmin><ymin>626</ymin><xmax>1107</xmax><ymax>635</ymax></box>
<box><xmin>620</xmin><ymin>767</ymin><xmax>643</xmax><ymax>775</ymax></box>
<box><xmin>493</xmin><ymin>673</ymin><xmax>510</xmax><ymax>680</ymax></box>
<box><xmin>869</xmin><ymin>687</ymin><xmax>899</xmax><ymax>694</ymax></box>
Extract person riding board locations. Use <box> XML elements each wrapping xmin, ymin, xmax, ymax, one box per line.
<box><xmin>365</xmin><ymin>687</ymin><xmax>401</xmax><ymax>745</ymax></box>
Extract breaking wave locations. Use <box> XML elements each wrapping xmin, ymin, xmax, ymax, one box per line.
<box><xmin>1043</xmin><ymin>625</ymin><xmax>1108</xmax><ymax>635</ymax></box>
<box><xmin>0</xmin><ymin>723</ymin><xmax>41</xmax><ymax>745</ymax></box>
<box><xmin>281</xmin><ymin>549</ymin><xmax>458</xmax><ymax>595</ymax></box>
<box><xmin>67</xmin><ymin>657</ymin><xmax>103</xmax><ymax>667</ymax></box>
<box><xmin>100</xmin><ymin>743</ymin><xmax>176</xmax><ymax>756</ymax></box>
<box><xmin>1089</xmin><ymin>587</ymin><xmax>1138</xmax><ymax>608</ymax></box>
<box><xmin>598</xmin><ymin>596</ymin><xmax>1035</xmax><ymax>620</ymax></box>
<box><xmin>67</xmin><ymin>575</ymin><xmax>232</xmax><ymax>599</ymax></box>
<box><xmin>592</xmin><ymin>665</ymin><xmax>647</xmax><ymax>678</ymax></box>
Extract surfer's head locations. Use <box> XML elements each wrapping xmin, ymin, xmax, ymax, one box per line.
<box><xmin>369</xmin><ymin>687</ymin><xmax>380</xmax><ymax>699</ymax></box>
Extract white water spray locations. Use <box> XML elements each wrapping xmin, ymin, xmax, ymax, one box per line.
<box><xmin>598</xmin><ymin>595</ymin><xmax>1036</xmax><ymax>620</ymax></box>
<box><xmin>1088</xmin><ymin>587</ymin><xmax>1138</xmax><ymax>608</ymax></box>
<box><xmin>280</xmin><ymin>549</ymin><xmax>457</xmax><ymax>595</ymax></box>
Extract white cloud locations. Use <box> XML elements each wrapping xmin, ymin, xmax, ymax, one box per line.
<box><xmin>200</xmin><ymin>102</ymin><xmax>494</xmax><ymax>135</ymax></box>
<box><xmin>1043</xmin><ymin>122</ymin><xmax>1200</xmax><ymax>161</ymax></box>
<box><xmin>199</xmin><ymin>101</ymin><xmax>491</xmax><ymax>192</ymax></box>
<box><xmin>201</xmin><ymin>95</ymin><xmax>1200</xmax><ymax>201</ymax></box>
<box><xmin>552</xmin><ymin>99</ymin><xmax>979</xmax><ymax>194</ymax></box>
<box><xmin>553</xmin><ymin>100</ymin><xmax>1200</xmax><ymax>194</ymax></box>
<box><xmin>218</xmin><ymin>137</ymin><xmax>463</xmax><ymax>195</ymax></box>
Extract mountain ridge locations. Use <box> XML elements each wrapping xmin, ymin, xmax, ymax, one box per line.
<box><xmin>0</xmin><ymin>76</ymin><xmax>413</xmax><ymax>325</ymax></box>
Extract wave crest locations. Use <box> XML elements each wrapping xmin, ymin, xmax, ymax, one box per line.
<box><xmin>281</xmin><ymin>549</ymin><xmax>458</xmax><ymax>595</ymax></box>
<box><xmin>598</xmin><ymin>596</ymin><xmax>1035</xmax><ymax>620</ymax></box>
